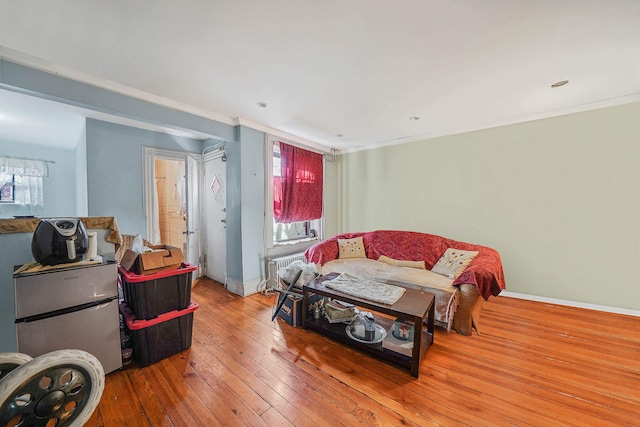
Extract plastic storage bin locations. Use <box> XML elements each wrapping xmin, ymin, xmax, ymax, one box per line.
<box><xmin>118</xmin><ymin>263</ymin><xmax>197</xmax><ymax>320</ymax></box>
<box><xmin>121</xmin><ymin>302</ymin><xmax>198</xmax><ymax>366</ymax></box>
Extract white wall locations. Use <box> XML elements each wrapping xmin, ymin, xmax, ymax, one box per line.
<box><xmin>338</xmin><ymin>102</ymin><xmax>640</xmax><ymax>311</ymax></box>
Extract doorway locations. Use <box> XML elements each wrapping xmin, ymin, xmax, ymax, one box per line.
<box><xmin>154</xmin><ymin>159</ymin><xmax>186</xmax><ymax>248</ymax></box>
<box><xmin>143</xmin><ymin>147</ymin><xmax>200</xmax><ymax>269</ymax></box>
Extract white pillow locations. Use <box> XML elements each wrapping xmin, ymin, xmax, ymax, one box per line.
<box><xmin>431</xmin><ymin>248</ymin><xmax>478</xmax><ymax>279</ymax></box>
<box><xmin>338</xmin><ymin>237</ymin><xmax>366</xmax><ymax>259</ymax></box>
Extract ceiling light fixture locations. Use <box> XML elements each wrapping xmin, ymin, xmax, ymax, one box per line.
<box><xmin>256</xmin><ymin>101</ymin><xmax>268</xmax><ymax>108</ymax></box>
<box><xmin>551</xmin><ymin>80</ymin><xmax>569</xmax><ymax>88</ymax></box>
<box><xmin>409</xmin><ymin>116</ymin><xmax>420</xmax><ymax>121</ymax></box>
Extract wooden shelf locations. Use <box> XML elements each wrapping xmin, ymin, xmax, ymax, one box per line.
<box><xmin>305</xmin><ymin>313</ymin><xmax>433</xmax><ymax>372</ymax></box>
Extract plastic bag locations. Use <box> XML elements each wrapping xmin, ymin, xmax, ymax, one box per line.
<box><xmin>131</xmin><ymin>234</ymin><xmax>144</xmax><ymax>254</ymax></box>
<box><xmin>277</xmin><ymin>260</ymin><xmax>318</xmax><ymax>289</ymax></box>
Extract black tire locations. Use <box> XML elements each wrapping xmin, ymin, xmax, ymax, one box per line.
<box><xmin>0</xmin><ymin>349</ymin><xmax>104</xmax><ymax>427</ymax></box>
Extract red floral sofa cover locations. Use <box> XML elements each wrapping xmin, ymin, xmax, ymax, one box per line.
<box><xmin>304</xmin><ymin>230</ymin><xmax>506</xmax><ymax>335</ymax></box>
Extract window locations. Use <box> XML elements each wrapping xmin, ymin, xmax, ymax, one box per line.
<box><xmin>271</xmin><ymin>141</ymin><xmax>323</xmax><ymax>244</ymax></box>
<box><xmin>0</xmin><ymin>157</ymin><xmax>47</xmax><ymax>217</ymax></box>
<box><xmin>0</xmin><ymin>174</ymin><xmax>15</xmax><ymax>202</ymax></box>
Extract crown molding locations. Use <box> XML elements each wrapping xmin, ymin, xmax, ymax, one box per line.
<box><xmin>340</xmin><ymin>93</ymin><xmax>640</xmax><ymax>155</ymax></box>
<box><xmin>234</xmin><ymin>117</ymin><xmax>336</xmax><ymax>154</ymax></box>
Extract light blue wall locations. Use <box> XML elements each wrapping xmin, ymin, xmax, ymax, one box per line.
<box><xmin>224</xmin><ymin>126</ymin><xmax>266</xmax><ymax>293</ymax></box>
<box><xmin>74</xmin><ymin>122</ymin><xmax>88</xmax><ymax>216</ymax></box>
<box><xmin>0</xmin><ymin>138</ymin><xmax>80</xmax><ymax>351</ymax></box>
<box><xmin>85</xmin><ymin>119</ymin><xmax>203</xmax><ymax>236</ymax></box>
<box><xmin>239</xmin><ymin>126</ymin><xmax>265</xmax><ymax>287</ymax></box>
<box><xmin>226</xmin><ymin>138</ymin><xmax>242</xmax><ymax>283</ymax></box>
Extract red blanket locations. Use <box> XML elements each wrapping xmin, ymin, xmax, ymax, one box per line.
<box><xmin>305</xmin><ymin>230</ymin><xmax>506</xmax><ymax>300</ymax></box>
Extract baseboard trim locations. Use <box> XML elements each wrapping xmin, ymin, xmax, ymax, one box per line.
<box><xmin>500</xmin><ymin>291</ymin><xmax>640</xmax><ymax>317</ymax></box>
<box><xmin>226</xmin><ymin>277</ymin><xmax>262</xmax><ymax>297</ymax></box>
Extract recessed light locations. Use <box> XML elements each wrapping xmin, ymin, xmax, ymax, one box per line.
<box><xmin>257</xmin><ymin>101</ymin><xmax>268</xmax><ymax>108</ymax></box>
<box><xmin>551</xmin><ymin>80</ymin><xmax>569</xmax><ymax>88</ymax></box>
<box><xmin>409</xmin><ymin>116</ymin><xmax>420</xmax><ymax>121</ymax></box>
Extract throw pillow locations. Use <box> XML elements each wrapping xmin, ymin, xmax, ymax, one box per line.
<box><xmin>431</xmin><ymin>248</ymin><xmax>478</xmax><ymax>279</ymax></box>
<box><xmin>337</xmin><ymin>237</ymin><xmax>366</xmax><ymax>259</ymax></box>
<box><xmin>378</xmin><ymin>255</ymin><xmax>426</xmax><ymax>269</ymax></box>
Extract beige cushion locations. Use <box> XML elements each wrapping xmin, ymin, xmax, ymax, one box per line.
<box><xmin>378</xmin><ymin>255</ymin><xmax>426</xmax><ymax>269</ymax></box>
<box><xmin>431</xmin><ymin>248</ymin><xmax>478</xmax><ymax>279</ymax></box>
<box><xmin>338</xmin><ymin>237</ymin><xmax>366</xmax><ymax>259</ymax></box>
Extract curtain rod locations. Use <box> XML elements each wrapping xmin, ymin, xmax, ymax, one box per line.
<box><xmin>0</xmin><ymin>155</ymin><xmax>55</xmax><ymax>164</ymax></box>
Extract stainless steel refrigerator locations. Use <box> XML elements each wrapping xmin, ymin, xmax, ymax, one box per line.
<box><xmin>14</xmin><ymin>261</ymin><xmax>122</xmax><ymax>374</ymax></box>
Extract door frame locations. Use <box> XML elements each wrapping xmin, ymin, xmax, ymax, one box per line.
<box><xmin>142</xmin><ymin>146</ymin><xmax>201</xmax><ymax>268</ymax></box>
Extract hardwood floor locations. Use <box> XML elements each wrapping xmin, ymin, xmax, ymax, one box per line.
<box><xmin>85</xmin><ymin>278</ymin><xmax>640</xmax><ymax>426</ymax></box>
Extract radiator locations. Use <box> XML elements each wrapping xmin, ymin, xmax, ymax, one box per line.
<box><xmin>267</xmin><ymin>253</ymin><xmax>307</xmax><ymax>289</ymax></box>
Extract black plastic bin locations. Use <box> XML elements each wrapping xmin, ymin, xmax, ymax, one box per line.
<box><xmin>121</xmin><ymin>302</ymin><xmax>198</xmax><ymax>367</ymax></box>
<box><xmin>118</xmin><ymin>263</ymin><xmax>197</xmax><ymax>320</ymax></box>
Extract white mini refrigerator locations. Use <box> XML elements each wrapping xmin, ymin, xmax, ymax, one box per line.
<box><xmin>14</xmin><ymin>261</ymin><xmax>122</xmax><ymax>374</ymax></box>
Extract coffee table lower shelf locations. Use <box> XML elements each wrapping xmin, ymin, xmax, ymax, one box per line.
<box><xmin>304</xmin><ymin>315</ymin><xmax>433</xmax><ymax>376</ymax></box>
<box><xmin>302</xmin><ymin>273</ymin><xmax>435</xmax><ymax>378</ymax></box>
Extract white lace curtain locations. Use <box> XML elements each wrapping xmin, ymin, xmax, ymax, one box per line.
<box><xmin>0</xmin><ymin>156</ymin><xmax>48</xmax><ymax>217</ymax></box>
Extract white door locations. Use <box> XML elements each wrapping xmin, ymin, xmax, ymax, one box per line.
<box><xmin>203</xmin><ymin>150</ymin><xmax>226</xmax><ymax>283</ymax></box>
<box><xmin>143</xmin><ymin>147</ymin><xmax>200</xmax><ymax>268</ymax></box>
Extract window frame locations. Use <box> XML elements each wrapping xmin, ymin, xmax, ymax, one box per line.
<box><xmin>265</xmin><ymin>135</ymin><xmax>324</xmax><ymax>249</ymax></box>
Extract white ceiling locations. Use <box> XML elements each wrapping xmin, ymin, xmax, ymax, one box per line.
<box><xmin>1</xmin><ymin>1</ymin><xmax>639</xmax><ymax>152</ymax></box>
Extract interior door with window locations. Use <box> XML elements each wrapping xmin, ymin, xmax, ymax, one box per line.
<box><xmin>203</xmin><ymin>150</ymin><xmax>226</xmax><ymax>283</ymax></box>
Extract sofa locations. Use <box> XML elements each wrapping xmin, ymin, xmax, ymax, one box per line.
<box><xmin>304</xmin><ymin>230</ymin><xmax>506</xmax><ymax>335</ymax></box>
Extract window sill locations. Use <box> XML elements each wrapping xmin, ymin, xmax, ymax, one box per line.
<box><xmin>274</xmin><ymin>236</ymin><xmax>318</xmax><ymax>247</ymax></box>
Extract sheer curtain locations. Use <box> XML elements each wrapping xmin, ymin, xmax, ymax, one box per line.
<box><xmin>274</xmin><ymin>142</ymin><xmax>323</xmax><ymax>223</ymax></box>
<box><xmin>0</xmin><ymin>157</ymin><xmax>48</xmax><ymax>217</ymax></box>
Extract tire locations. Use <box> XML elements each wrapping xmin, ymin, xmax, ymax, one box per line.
<box><xmin>0</xmin><ymin>349</ymin><xmax>105</xmax><ymax>427</ymax></box>
<box><xmin>0</xmin><ymin>353</ymin><xmax>32</xmax><ymax>381</ymax></box>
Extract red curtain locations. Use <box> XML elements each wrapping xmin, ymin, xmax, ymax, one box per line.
<box><xmin>274</xmin><ymin>142</ymin><xmax>323</xmax><ymax>223</ymax></box>
<box><xmin>273</xmin><ymin>176</ymin><xmax>282</xmax><ymax>219</ymax></box>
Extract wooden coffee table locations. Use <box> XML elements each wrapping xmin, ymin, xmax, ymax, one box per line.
<box><xmin>302</xmin><ymin>272</ymin><xmax>435</xmax><ymax>377</ymax></box>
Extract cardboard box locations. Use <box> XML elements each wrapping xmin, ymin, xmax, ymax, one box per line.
<box><xmin>382</xmin><ymin>328</ymin><xmax>414</xmax><ymax>357</ymax></box>
<box><xmin>277</xmin><ymin>293</ymin><xmax>322</xmax><ymax>327</ymax></box>
<box><xmin>120</xmin><ymin>245</ymin><xmax>184</xmax><ymax>275</ymax></box>
<box><xmin>277</xmin><ymin>295</ymin><xmax>303</xmax><ymax>327</ymax></box>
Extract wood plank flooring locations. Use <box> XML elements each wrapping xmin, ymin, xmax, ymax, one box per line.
<box><xmin>85</xmin><ymin>277</ymin><xmax>640</xmax><ymax>426</ymax></box>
